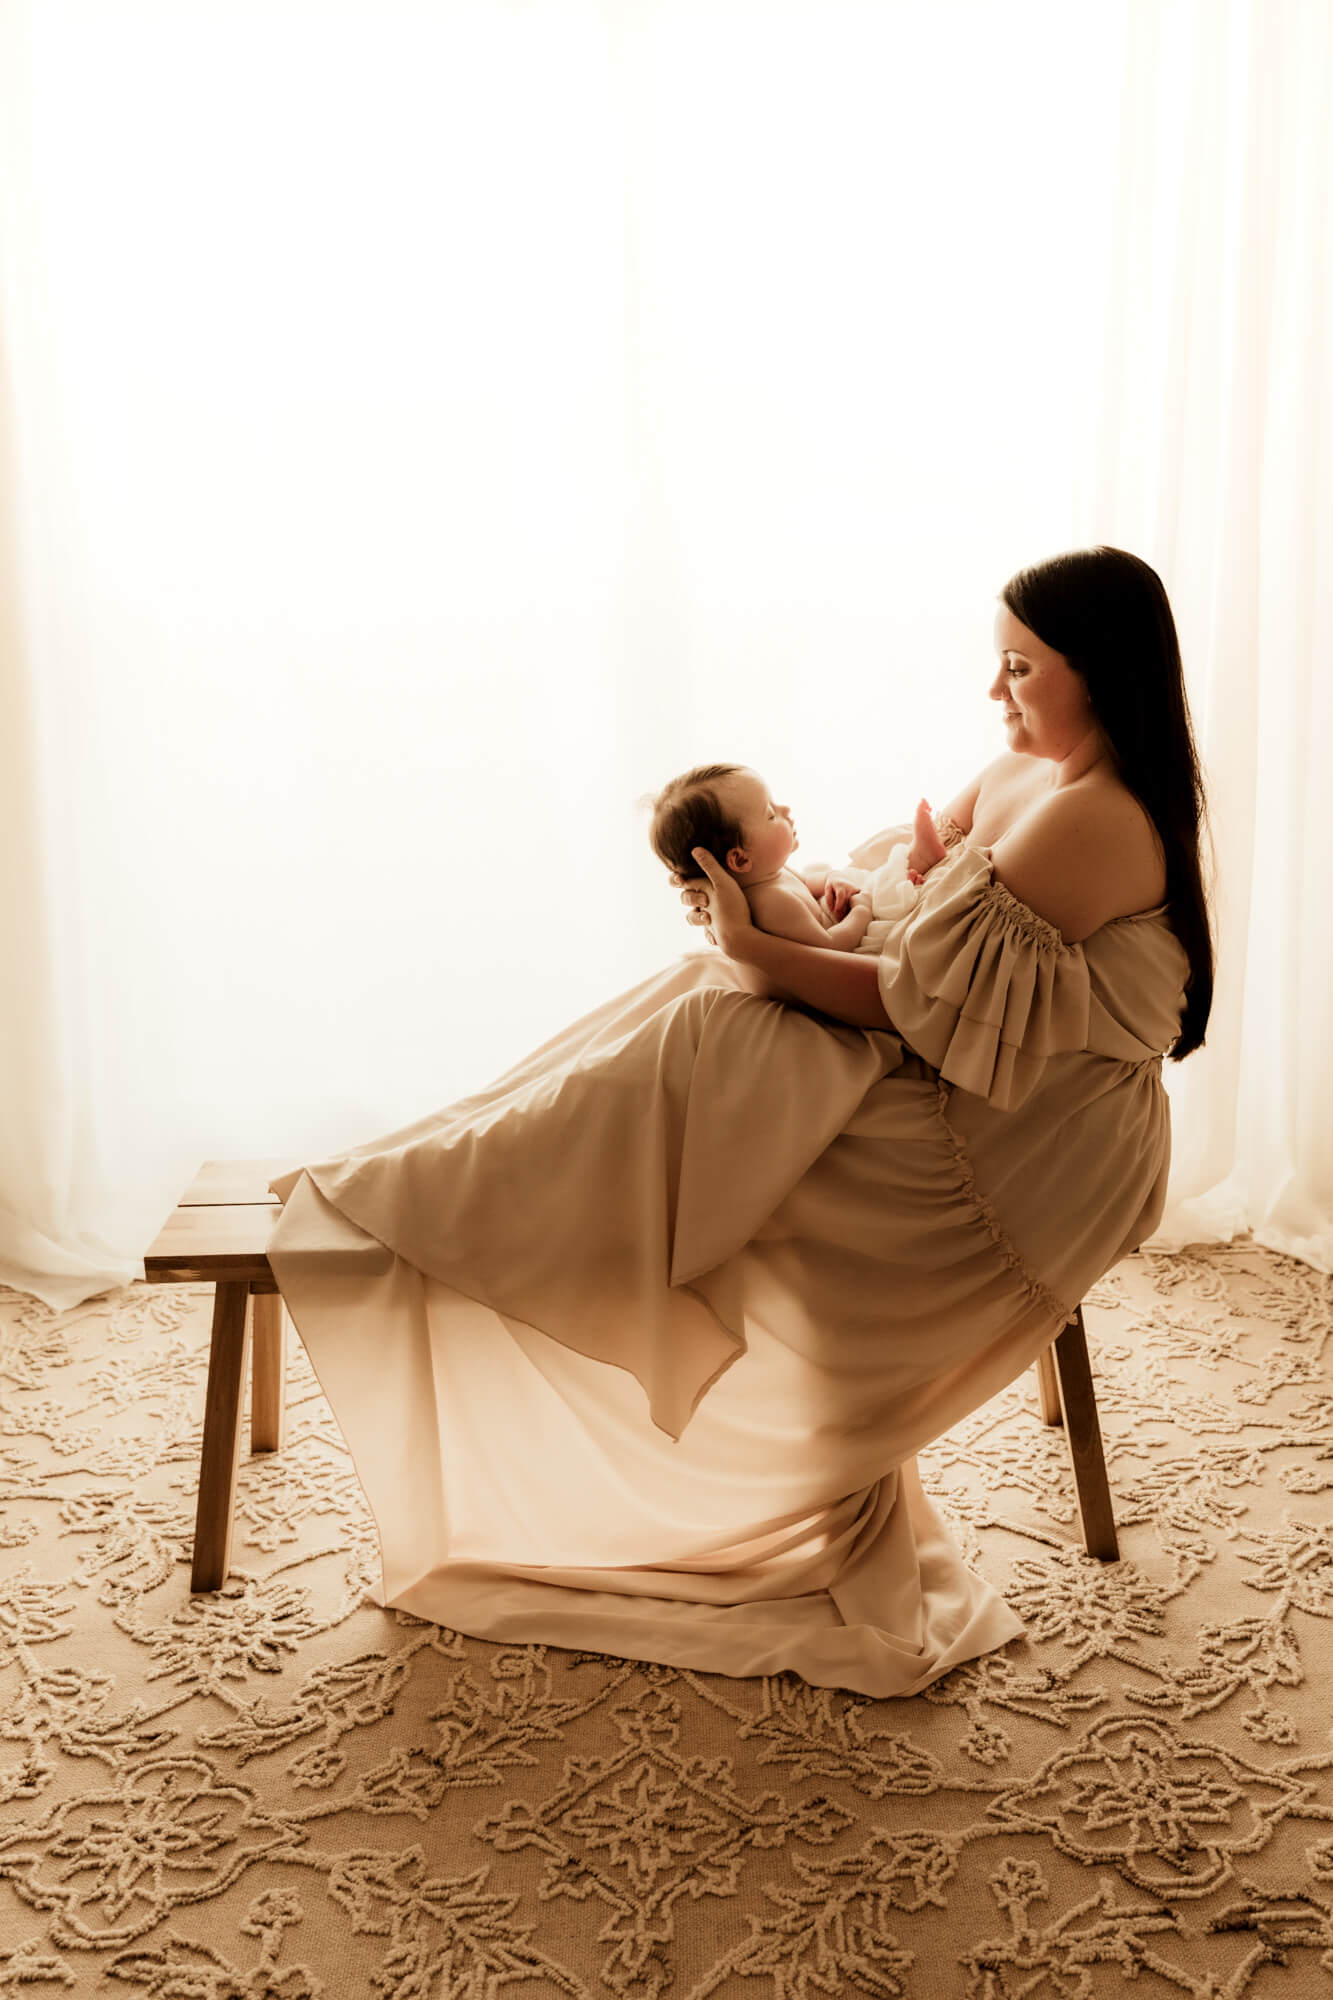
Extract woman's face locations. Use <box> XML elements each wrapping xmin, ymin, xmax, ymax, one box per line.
<box><xmin>990</xmin><ymin>605</ymin><xmax>1096</xmax><ymax>762</ymax></box>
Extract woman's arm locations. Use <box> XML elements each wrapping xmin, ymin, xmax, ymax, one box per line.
<box><xmin>732</xmin><ymin>927</ymin><xmax>891</xmax><ymax>1025</ymax></box>
<box><xmin>940</xmin><ymin>775</ymin><xmax>982</xmax><ymax>833</ymax></box>
<box><xmin>687</xmin><ymin>850</ymin><xmax>892</xmax><ymax>1029</ymax></box>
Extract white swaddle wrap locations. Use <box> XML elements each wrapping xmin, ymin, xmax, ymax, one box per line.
<box><xmin>852</xmin><ymin>839</ymin><xmax>919</xmax><ymax>955</ymax></box>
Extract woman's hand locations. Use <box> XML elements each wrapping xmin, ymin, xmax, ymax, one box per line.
<box><xmin>674</xmin><ymin>849</ymin><xmax>756</xmax><ymax>958</ymax></box>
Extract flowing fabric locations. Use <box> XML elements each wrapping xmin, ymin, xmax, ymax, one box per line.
<box><xmin>268</xmin><ymin>822</ymin><xmax>1190</xmax><ymax>1697</ymax></box>
<box><xmin>851</xmin><ymin>839</ymin><xmax>920</xmax><ymax>956</ymax></box>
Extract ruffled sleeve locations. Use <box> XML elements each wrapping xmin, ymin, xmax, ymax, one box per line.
<box><xmin>875</xmin><ymin>842</ymin><xmax>1091</xmax><ymax>1109</ymax></box>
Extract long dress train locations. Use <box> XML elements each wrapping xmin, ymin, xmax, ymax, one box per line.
<box><xmin>268</xmin><ymin>823</ymin><xmax>1188</xmax><ymax>1697</ymax></box>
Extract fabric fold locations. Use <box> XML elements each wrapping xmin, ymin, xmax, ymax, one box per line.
<box><xmin>273</xmin><ymin>971</ymin><xmax>900</xmax><ymax>1441</ymax></box>
<box><xmin>875</xmin><ymin>843</ymin><xmax>1092</xmax><ymax>1109</ymax></box>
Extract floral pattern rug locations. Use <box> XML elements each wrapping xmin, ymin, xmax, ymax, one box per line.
<box><xmin>2</xmin><ymin>1242</ymin><xmax>1332</xmax><ymax>1999</ymax></box>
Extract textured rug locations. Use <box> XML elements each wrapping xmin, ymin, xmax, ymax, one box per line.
<box><xmin>2</xmin><ymin>1242</ymin><xmax>1333</xmax><ymax>1999</ymax></box>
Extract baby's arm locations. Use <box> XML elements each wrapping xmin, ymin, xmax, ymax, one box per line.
<box><xmin>747</xmin><ymin>877</ymin><xmax>872</xmax><ymax>952</ymax></box>
<box><xmin>797</xmin><ymin>860</ymin><xmax>871</xmax><ymax>922</ymax></box>
<box><xmin>823</xmin><ymin>902</ymin><xmax>873</xmax><ymax>949</ymax></box>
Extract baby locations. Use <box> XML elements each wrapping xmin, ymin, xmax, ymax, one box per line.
<box><xmin>649</xmin><ymin>763</ymin><xmax>949</xmax><ymax>951</ymax></box>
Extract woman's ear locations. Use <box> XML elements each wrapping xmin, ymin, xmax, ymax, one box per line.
<box><xmin>726</xmin><ymin>846</ymin><xmax>751</xmax><ymax>877</ymax></box>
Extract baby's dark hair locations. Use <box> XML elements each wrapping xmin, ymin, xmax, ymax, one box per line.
<box><xmin>649</xmin><ymin>763</ymin><xmax>744</xmax><ymax>876</ymax></box>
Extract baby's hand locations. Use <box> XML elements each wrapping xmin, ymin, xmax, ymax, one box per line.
<box><xmin>906</xmin><ymin>798</ymin><xmax>948</xmax><ymax>884</ymax></box>
<box><xmin>821</xmin><ymin>877</ymin><xmax>862</xmax><ymax>922</ymax></box>
<box><xmin>824</xmin><ymin>898</ymin><xmax>873</xmax><ymax>949</ymax></box>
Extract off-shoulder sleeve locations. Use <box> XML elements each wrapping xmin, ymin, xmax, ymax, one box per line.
<box><xmin>876</xmin><ymin>843</ymin><xmax>1091</xmax><ymax>1108</ymax></box>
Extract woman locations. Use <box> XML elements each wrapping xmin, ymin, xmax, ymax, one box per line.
<box><xmin>685</xmin><ymin>547</ymin><xmax>1210</xmax><ymax>1051</ymax></box>
<box><xmin>269</xmin><ymin>546</ymin><xmax>1211</xmax><ymax>1699</ymax></box>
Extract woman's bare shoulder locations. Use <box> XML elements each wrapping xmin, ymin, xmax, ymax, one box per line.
<box><xmin>989</xmin><ymin>781</ymin><xmax>1165</xmax><ymax>943</ymax></box>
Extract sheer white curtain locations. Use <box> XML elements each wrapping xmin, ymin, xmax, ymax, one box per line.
<box><xmin>1075</xmin><ymin>0</ymin><xmax>1333</xmax><ymax>1269</ymax></box>
<box><xmin>1</xmin><ymin>0</ymin><xmax>1327</xmax><ymax>1308</ymax></box>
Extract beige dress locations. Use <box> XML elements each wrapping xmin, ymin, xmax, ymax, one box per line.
<box><xmin>268</xmin><ymin>819</ymin><xmax>1189</xmax><ymax>1698</ymax></box>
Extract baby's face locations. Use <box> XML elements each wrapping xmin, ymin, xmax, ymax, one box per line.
<box><xmin>719</xmin><ymin>769</ymin><xmax>798</xmax><ymax>878</ymax></box>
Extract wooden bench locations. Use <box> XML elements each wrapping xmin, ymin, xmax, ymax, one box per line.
<box><xmin>144</xmin><ymin>1159</ymin><xmax>1118</xmax><ymax>1591</ymax></box>
<box><xmin>143</xmin><ymin>1159</ymin><xmax>299</xmax><ymax>1590</ymax></box>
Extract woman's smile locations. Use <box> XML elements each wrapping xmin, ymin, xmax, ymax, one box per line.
<box><xmin>990</xmin><ymin>606</ymin><xmax>1100</xmax><ymax>762</ymax></box>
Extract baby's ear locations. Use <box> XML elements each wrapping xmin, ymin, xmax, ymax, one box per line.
<box><xmin>726</xmin><ymin>846</ymin><xmax>751</xmax><ymax>876</ymax></box>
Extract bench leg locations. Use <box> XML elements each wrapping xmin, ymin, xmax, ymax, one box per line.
<box><xmin>1053</xmin><ymin>1305</ymin><xmax>1119</xmax><ymax>1563</ymax></box>
<box><xmin>250</xmin><ymin>1291</ymin><xmax>287</xmax><ymax>1454</ymax></box>
<box><xmin>1034</xmin><ymin>1345</ymin><xmax>1062</xmax><ymax>1426</ymax></box>
<box><xmin>191</xmin><ymin>1281</ymin><xmax>251</xmax><ymax>1592</ymax></box>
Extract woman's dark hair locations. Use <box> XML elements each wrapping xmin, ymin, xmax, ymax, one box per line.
<box><xmin>1001</xmin><ymin>546</ymin><xmax>1213</xmax><ymax>1059</ymax></box>
<box><xmin>649</xmin><ymin>763</ymin><xmax>744</xmax><ymax>876</ymax></box>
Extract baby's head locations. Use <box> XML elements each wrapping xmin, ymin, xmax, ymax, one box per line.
<box><xmin>649</xmin><ymin>764</ymin><xmax>797</xmax><ymax>883</ymax></box>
